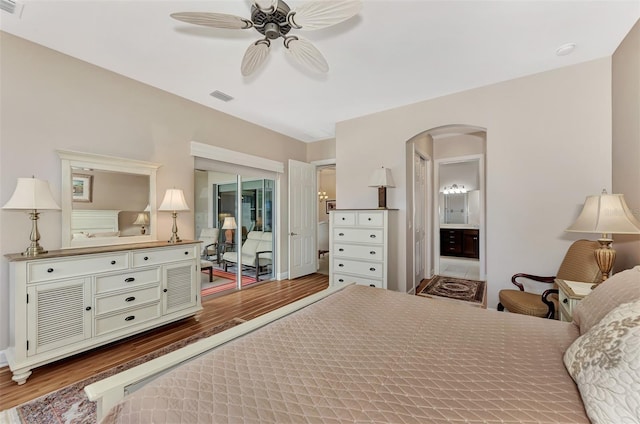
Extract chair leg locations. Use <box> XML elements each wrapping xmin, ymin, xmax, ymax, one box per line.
<box><xmin>497</xmin><ymin>303</ymin><xmax>505</xmax><ymax>312</ymax></box>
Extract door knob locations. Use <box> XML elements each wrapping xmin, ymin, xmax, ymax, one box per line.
<box><xmin>289</xmin><ymin>232</ymin><xmax>298</xmax><ymax>236</ymax></box>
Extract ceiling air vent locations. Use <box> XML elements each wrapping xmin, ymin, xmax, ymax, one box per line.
<box><xmin>1</xmin><ymin>0</ymin><xmax>24</xmax><ymax>16</ymax></box>
<box><xmin>210</xmin><ymin>90</ymin><xmax>234</xmax><ymax>102</ymax></box>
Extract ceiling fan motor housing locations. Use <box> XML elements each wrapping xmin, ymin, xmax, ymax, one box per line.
<box><xmin>252</xmin><ymin>0</ymin><xmax>292</xmax><ymax>39</ymax></box>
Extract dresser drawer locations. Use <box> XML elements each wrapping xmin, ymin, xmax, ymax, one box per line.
<box><xmin>332</xmin><ymin>211</ymin><xmax>356</xmax><ymax>226</ymax></box>
<box><xmin>94</xmin><ymin>302</ymin><xmax>161</xmax><ymax>337</ymax></box>
<box><xmin>558</xmin><ymin>290</ymin><xmax>580</xmax><ymax>320</ymax></box>
<box><xmin>333</xmin><ymin>228</ymin><xmax>384</xmax><ymax>244</ymax></box>
<box><xmin>28</xmin><ymin>253</ymin><xmax>129</xmax><ymax>283</ymax></box>
<box><xmin>95</xmin><ymin>268</ymin><xmax>160</xmax><ymax>294</ymax></box>
<box><xmin>357</xmin><ymin>212</ymin><xmax>383</xmax><ymax>227</ymax></box>
<box><xmin>333</xmin><ymin>258</ymin><xmax>383</xmax><ymax>278</ymax></box>
<box><xmin>95</xmin><ymin>284</ymin><xmax>161</xmax><ymax>315</ymax></box>
<box><xmin>132</xmin><ymin>246</ymin><xmax>197</xmax><ymax>267</ymax></box>
<box><xmin>333</xmin><ymin>274</ymin><xmax>383</xmax><ymax>288</ymax></box>
<box><xmin>333</xmin><ymin>243</ymin><xmax>384</xmax><ymax>261</ymax></box>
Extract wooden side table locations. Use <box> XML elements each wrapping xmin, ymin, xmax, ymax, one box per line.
<box><xmin>556</xmin><ymin>279</ymin><xmax>593</xmax><ymax>322</ymax></box>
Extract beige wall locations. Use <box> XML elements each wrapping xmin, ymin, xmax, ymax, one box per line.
<box><xmin>336</xmin><ymin>58</ymin><xmax>613</xmax><ymax>304</ymax></box>
<box><xmin>306</xmin><ymin>138</ymin><xmax>336</xmax><ymax>162</ymax></box>
<box><xmin>0</xmin><ymin>32</ymin><xmax>307</xmax><ymax>352</ymax></box>
<box><xmin>612</xmin><ymin>19</ymin><xmax>640</xmax><ymax>270</ymax></box>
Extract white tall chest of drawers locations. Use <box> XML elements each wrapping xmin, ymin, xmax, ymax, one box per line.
<box><xmin>6</xmin><ymin>241</ymin><xmax>202</xmax><ymax>384</ymax></box>
<box><xmin>329</xmin><ymin>209</ymin><xmax>395</xmax><ymax>289</ymax></box>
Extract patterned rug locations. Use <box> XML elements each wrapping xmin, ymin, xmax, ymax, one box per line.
<box><xmin>201</xmin><ymin>269</ymin><xmax>257</xmax><ymax>297</ymax></box>
<box><xmin>8</xmin><ymin>317</ymin><xmax>246</xmax><ymax>424</ymax></box>
<box><xmin>418</xmin><ymin>276</ymin><xmax>486</xmax><ymax>307</ymax></box>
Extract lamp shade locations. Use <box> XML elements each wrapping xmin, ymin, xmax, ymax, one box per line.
<box><xmin>368</xmin><ymin>167</ymin><xmax>395</xmax><ymax>188</ymax></box>
<box><xmin>2</xmin><ymin>178</ymin><xmax>60</xmax><ymax>210</ymax></box>
<box><xmin>133</xmin><ymin>212</ymin><xmax>150</xmax><ymax>225</ymax></box>
<box><xmin>222</xmin><ymin>216</ymin><xmax>237</xmax><ymax>230</ymax></box>
<box><xmin>158</xmin><ymin>189</ymin><xmax>189</xmax><ymax>212</ymax></box>
<box><xmin>566</xmin><ymin>193</ymin><xmax>640</xmax><ymax>235</ymax></box>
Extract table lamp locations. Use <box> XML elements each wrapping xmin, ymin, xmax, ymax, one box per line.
<box><xmin>2</xmin><ymin>177</ymin><xmax>60</xmax><ymax>256</ymax></box>
<box><xmin>158</xmin><ymin>188</ymin><xmax>190</xmax><ymax>243</ymax></box>
<box><xmin>222</xmin><ymin>216</ymin><xmax>237</xmax><ymax>244</ymax></box>
<box><xmin>368</xmin><ymin>166</ymin><xmax>395</xmax><ymax>209</ymax></box>
<box><xmin>566</xmin><ymin>190</ymin><xmax>640</xmax><ymax>283</ymax></box>
<box><xmin>132</xmin><ymin>212</ymin><xmax>150</xmax><ymax>235</ymax></box>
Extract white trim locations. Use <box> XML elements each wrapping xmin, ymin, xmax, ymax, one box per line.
<box><xmin>310</xmin><ymin>158</ymin><xmax>336</xmax><ymax>166</ymax></box>
<box><xmin>190</xmin><ymin>142</ymin><xmax>285</xmax><ymax>174</ymax></box>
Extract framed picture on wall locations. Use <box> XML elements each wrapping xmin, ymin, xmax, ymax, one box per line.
<box><xmin>72</xmin><ymin>174</ymin><xmax>93</xmax><ymax>202</ymax></box>
<box><xmin>325</xmin><ymin>200</ymin><xmax>336</xmax><ymax>214</ymax></box>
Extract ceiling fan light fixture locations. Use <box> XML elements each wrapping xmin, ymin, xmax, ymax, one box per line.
<box><xmin>241</xmin><ymin>39</ymin><xmax>271</xmax><ymax>76</ymax></box>
<box><xmin>252</xmin><ymin>0</ymin><xmax>278</xmax><ymax>14</ymax></box>
<box><xmin>284</xmin><ymin>36</ymin><xmax>329</xmax><ymax>73</ymax></box>
<box><xmin>287</xmin><ymin>0</ymin><xmax>363</xmax><ymax>30</ymax></box>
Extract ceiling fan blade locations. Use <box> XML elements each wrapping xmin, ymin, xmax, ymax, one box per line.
<box><xmin>241</xmin><ymin>39</ymin><xmax>271</xmax><ymax>76</ymax></box>
<box><xmin>170</xmin><ymin>12</ymin><xmax>253</xmax><ymax>30</ymax></box>
<box><xmin>252</xmin><ymin>0</ymin><xmax>278</xmax><ymax>14</ymax></box>
<box><xmin>284</xmin><ymin>37</ymin><xmax>329</xmax><ymax>73</ymax></box>
<box><xmin>287</xmin><ymin>0</ymin><xmax>362</xmax><ymax>30</ymax></box>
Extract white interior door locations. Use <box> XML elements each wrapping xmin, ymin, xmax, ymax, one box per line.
<box><xmin>414</xmin><ymin>153</ymin><xmax>427</xmax><ymax>292</ymax></box>
<box><xmin>288</xmin><ymin>160</ymin><xmax>316</xmax><ymax>279</ymax></box>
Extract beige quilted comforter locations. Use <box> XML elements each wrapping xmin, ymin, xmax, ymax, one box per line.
<box><xmin>102</xmin><ymin>285</ymin><xmax>588</xmax><ymax>423</ymax></box>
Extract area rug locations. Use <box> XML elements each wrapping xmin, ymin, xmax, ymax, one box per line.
<box><xmin>9</xmin><ymin>317</ymin><xmax>246</xmax><ymax>424</ymax></box>
<box><xmin>201</xmin><ymin>269</ymin><xmax>258</xmax><ymax>297</ymax></box>
<box><xmin>418</xmin><ymin>275</ymin><xmax>486</xmax><ymax>307</ymax></box>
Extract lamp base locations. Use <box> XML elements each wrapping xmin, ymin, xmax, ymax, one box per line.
<box><xmin>23</xmin><ymin>244</ymin><xmax>47</xmax><ymax>257</ymax></box>
<box><xmin>22</xmin><ymin>210</ymin><xmax>48</xmax><ymax>256</ymax></box>
<box><xmin>377</xmin><ymin>187</ymin><xmax>388</xmax><ymax>209</ymax></box>
<box><xmin>167</xmin><ymin>212</ymin><xmax>182</xmax><ymax>244</ymax></box>
<box><xmin>592</xmin><ymin>238</ymin><xmax>615</xmax><ymax>288</ymax></box>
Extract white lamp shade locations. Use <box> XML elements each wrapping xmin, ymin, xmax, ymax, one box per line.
<box><xmin>222</xmin><ymin>216</ymin><xmax>237</xmax><ymax>230</ymax></box>
<box><xmin>133</xmin><ymin>212</ymin><xmax>150</xmax><ymax>225</ymax></box>
<box><xmin>289</xmin><ymin>0</ymin><xmax>363</xmax><ymax>30</ymax></box>
<box><xmin>158</xmin><ymin>189</ymin><xmax>190</xmax><ymax>212</ymax></box>
<box><xmin>2</xmin><ymin>178</ymin><xmax>60</xmax><ymax>210</ymax></box>
<box><xmin>284</xmin><ymin>37</ymin><xmax>329</xmax><ymax>73</ymax></box>
<box><xmin>566</xmin><ymin>193</ymin><xmax>640</xmax><ymax>235</ymax></box>
<box><xmin>368</xmin><ymin>167</ymin><xmax>395</xmax><ymax>188</ymax></box>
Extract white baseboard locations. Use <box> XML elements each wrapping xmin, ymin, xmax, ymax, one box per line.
<box><xmin>277</xmin><ymin>271</ymin><xmax>289</xmax><ymax>280</ymax></box>
<box><xmin>0</xmin><ymin>350</ymin><xmax>7</xmax><ymax>368</ymax></box>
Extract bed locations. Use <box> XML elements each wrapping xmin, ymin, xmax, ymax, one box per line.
<box><xmin>86</xmin><ymin>266</ymin><xmax>640</xmax><ymax>424</ymax></box>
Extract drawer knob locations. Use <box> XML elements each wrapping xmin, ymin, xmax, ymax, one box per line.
<box><xmin>341</xmin><ymin>217</ymin><xmax>345</xmax><ymax>221</ymax></box>
<box><xmin>143</xmin><ymin>256</ymin><xmax>149</xmax><ymax>261</ymax></box>
<box><xmin>124</xmin><ymin>315</ymin><xmax>135</xmax><ymax>322</ymax></box>
<box><xmin>338</xmin><ymin>248</ymin><xmax>344</xmax><ymax>252</ymax></box>
<box><xmin>184</xmin><ymin>251</ymin><xmax>189</xmax><ymax>255</ymax></box>
<box><xmin>369</xmin><ymin>284</ymin><xmax>376</xmax><ymax>287</ymax></box>
<box><xmin>338</xmin><ymin>233</ymin><xmax>345</xmax><ymax>236</ymax></box>
<box><xmin>338</xmin><ymin>263</ymin><xmax>344</xmax><ymax>267</ymax></box>
<box><xmin>369</xmin><ymin>267</ymin><xmax>376</xmax><ymax>272</ymax></box>
<box><xmin>163</xmin><ymin>288</ymin><xmax>168</xmax><ymax>293</ymax></box>
<box><xmin>125</xmin><ymin>277</ymin><xmax>135</xmax><ymax>283</ymax></box>
<box><xmin>85</xmin><ymin>306</ymin><xmax>92</xmax><ymax>311</ymax></box>
<box><xmin>125</xmin><ymin>296</ymin><xmax>136</xmax><ymax>302</ymax></box>
<box><xmin>369</xmin><ymin>234</ymin><xmax>376</xmax><ymax>238</ymax></box>
<box><xmin>563</xmin><ymin>298</ymin><xmax>568</xmax><ymax>304</ymax></box>
<box><xmin>47</xmin><ymin>268</ymin><xmax>54</xmax><ymax>273</ymax></box>
<box><xmin>110</xmin><ymin>260</ymin><xmax>116</xmax><ymax>265</ymax></box>
<box><xmin>368</xmin><ymin>218</ymin><xmax>372</xmax><ymax>221</ymax></box>
<box><xmin>370</xmin><ymin>251</ymin><xmax>376</xmax><ymax>255</ymax></box>
<box><xmin>338</xmin><ymin>279</ymin><xmax>344</xmax><ymax>282</ymax></box>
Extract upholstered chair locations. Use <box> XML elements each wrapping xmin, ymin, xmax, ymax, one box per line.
<box><xmin>199</xmin><ymin>228</ymin><xmax>220</xmax><ymax>263</ymax></box>
<box><xmin>497</xmin><ymin>239</ymin><xmax>601</xmax><ymax>319</ymax></box>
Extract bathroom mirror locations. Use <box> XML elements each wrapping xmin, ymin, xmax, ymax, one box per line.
<box><xmin>58</xmin><ymin>150</ymin><xmax>161</xmax><ymax>248</ymax></box>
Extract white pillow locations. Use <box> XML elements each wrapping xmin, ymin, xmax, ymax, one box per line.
<box><xmin>564</xmin><ymin>299</ymin><xmax>640</xmax><ymax>423</ymax></box>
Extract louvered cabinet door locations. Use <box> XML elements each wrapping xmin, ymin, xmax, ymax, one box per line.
<box><xmin>163</xmin><ymin>261</ymin><xmax>198</xmax><ymax>315</ymax></box>
<box><xmin>26</xmin><ymin>278</ymin><xmax>92</xmax><ymax>356</ymax></box>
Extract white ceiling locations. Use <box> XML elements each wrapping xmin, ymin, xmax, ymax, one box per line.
<box><xmin>1</xmin><ymin>1</ymin><xmax>638</xmax><ymax>142</ymax></box>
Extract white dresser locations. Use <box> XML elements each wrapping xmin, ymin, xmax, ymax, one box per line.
<box><xmin>6</xmin><ymin>241</ymin><xmax>202</xmax><ymax>385</ymax></box>
<box><xmin>329</xmin><ymin>209</ymin><xmax>395</xmax><ymax>289</ymax></box>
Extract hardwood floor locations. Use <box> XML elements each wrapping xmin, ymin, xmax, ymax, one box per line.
<box><xmin>0</xmin><ymin>274</ymin><xmax>329</xmax><ymax>411</ymax></box>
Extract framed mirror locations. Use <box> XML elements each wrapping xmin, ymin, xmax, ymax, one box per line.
<box><xmin>58</xmin><ymin>150</ymin><xmax>161</xmax><ymax>248</ymax></box>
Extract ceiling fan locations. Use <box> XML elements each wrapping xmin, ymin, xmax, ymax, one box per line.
<box><xmin>170</xmin><ymin>0</ymin><xmax>362</xmax><ymax>76</ymax></box>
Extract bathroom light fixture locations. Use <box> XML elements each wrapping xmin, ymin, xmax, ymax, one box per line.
<box><xmin>318</xmin><ymin>191</ymin><xmax>328</xmax><ymax>201</ymax></box>
<box><xmin>158</xmin><ymin>188</ymin><xmax>190</xmax><ymax>243</ymax></box>
<box><xmin>2</xmin><ymin>177</ymin><xmax>60</xmax><ymax>256</ymax></box>
<box><xmin>442</xmin><ymin>184</ymin><xmax>467</xmax><ymax>194</ymax></box>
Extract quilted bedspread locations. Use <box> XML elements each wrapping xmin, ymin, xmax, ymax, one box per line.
<box><xmin>102</xmin><ymin>285</ymin><xmax>588</xmax><ymax>423</ymax></box>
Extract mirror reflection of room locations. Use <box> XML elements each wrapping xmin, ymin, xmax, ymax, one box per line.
<box><xmin>317</xmin><ymin>165</ymin><xmax>335</xmax><ymax>276</ymax></box>
<box><xmin>194</xmin><ymin>170</ymin><xmax>275</xmax><ymax>297</ymax></box>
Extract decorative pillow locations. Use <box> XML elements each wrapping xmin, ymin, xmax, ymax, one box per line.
<box><xmin>573</xmin><ymin>266</ymin><xmax>640</xmax><ymax>334</ymax></box>
<box><xmin>564</xmin><ymin>300</ymin><xmax>640</xmax><ymax>424</ymax></box>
